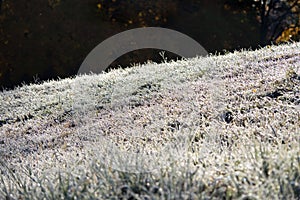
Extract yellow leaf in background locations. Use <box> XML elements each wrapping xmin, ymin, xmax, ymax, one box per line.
<box><xmin>97</xmin><ymin>3</ymin><xmax>102</xmax><ymax>9</ymax></box>
<box><xmin>48</xmin><ymin>0</ymin><xmax>61</xmax><ymax>8</ymax></box>
<box><xmin>276</xmin><ymin>26</ymin><xmax>299</xmax><ymax>43</ymax></box>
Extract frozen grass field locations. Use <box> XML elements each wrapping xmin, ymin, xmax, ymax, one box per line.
<box><xmin>0</xmin><ymin>42</ymin><xmax>299</xmax><ymax>199</ymax></box>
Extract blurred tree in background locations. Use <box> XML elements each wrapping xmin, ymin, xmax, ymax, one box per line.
<box><xmin>224</xmin><ymin>0</ymin><xmax>299</xmax><ymax>45</ymax></box>
<box><xmin>0</xmin><ymin>0</ymin><xmax>299</xmax><ymax>90</ymax></box>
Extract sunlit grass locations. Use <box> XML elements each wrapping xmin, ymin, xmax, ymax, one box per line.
<box><xmin>0</xmin><ymin>41</ymin><xmax>299</xmax><ymax>199</ymax></box>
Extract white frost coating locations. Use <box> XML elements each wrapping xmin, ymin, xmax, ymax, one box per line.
<box><xmin>0</xmin><ymin>42</ymin><xmax>299</xmax><ymax>199</ymax></box>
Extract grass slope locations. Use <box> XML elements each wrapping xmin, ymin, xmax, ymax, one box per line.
<box><xmin>0</xmin><ymin>42</ymin><xmax>300</xmax><ymax>199</ymax></box>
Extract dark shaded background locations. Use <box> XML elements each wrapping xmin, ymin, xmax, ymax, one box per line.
<box><xmin>0</xmin><ymin>0</ymin><xmax>299</xmax><ymax>90</ymax></box>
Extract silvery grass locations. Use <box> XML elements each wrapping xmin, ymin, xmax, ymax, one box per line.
<box><xmin>0</xmin><ymin>42</ymin><xmax>299</xmax><ymax>199</ymax></box>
